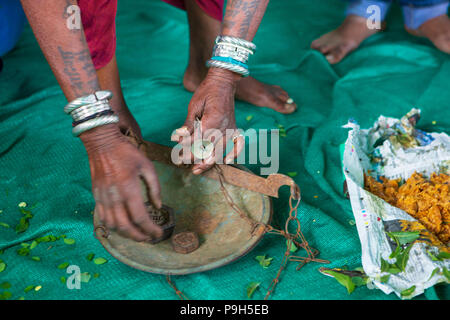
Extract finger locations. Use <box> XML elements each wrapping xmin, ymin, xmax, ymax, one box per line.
<box><xmin>123</xmin><ymin>178</ymin><xmax>163</xmax><ymax>237</ymax></box>
<box><xmin>113</xmin><ymin>202</ymin><xmax>149</xmax><ymax>242</ymax></box>
<box><xmin>192</xmin><ymin>133</ymin><xmax>225</xmax><ymax>174</ymax></box>
<box><xmin>101</xmin><ymin>190</ymin><xmax>116</xmax><ymax>230</ymax></box>
<box><xmin>96</xmin><ymin>203</ymin><xmax>106</xmax><ymax>225</ymax></box>
<box><xmin>224</xmin><ymin>134</ymin><xmax>245</xmax><ymax>165</ymax></box>
<box><xmin>141</xmin><ymin>164</ymin><xmax>162</xmax><ymax>209</ymax></box>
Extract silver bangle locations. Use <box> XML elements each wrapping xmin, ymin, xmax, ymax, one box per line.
<box><xmin>215</xmin><ymin>36</ymin><xmax>257</xmax><ymax>52</ymax></box>
<box><xmin>214</xmin><ymin>44</ymin><xmax>251</xmax><ymax>64</ymax></box>
<box><xmin>70</xmin><ymin>100</ymin><xmax>112</xmax><ymax>122</ymax></box>
<box><xmin>72</xmin><ymin>114</ymin><xmax>119</xmax><ymax>137</ymax></box>
<box><xmin>206</xmin><ymin>59</ymin><xmax>250</xmax><ymax>77</ymax></box>
<box><xmin>64</xmin><ymin>90</ymin><xmax>113</xmax><ymax>114</ymax></box>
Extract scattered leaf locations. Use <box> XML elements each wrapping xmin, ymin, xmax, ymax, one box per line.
<box><xmin>0</xmin><ymin>282</ymin><xmax>11</xmax><ymax>289</ymax></box>
<box><xmin>18</xmin><ymin>202</ymin><xmax>27</xmax><ymax>208</ymax></box>
<box><xmin>93</xmin><ymin>273</ymin><xmax>100</xmax><ymax>279</ymax></box>
<box><xmin>386</xmin><ymin>231</ymin><xmax>420</xmax><ymax>246</ymax></box>
<box><xmin>60</xmin><ymin>277</ymin><xmax>66</xmax><ymax>284</ymax></box>
<box><xmin>0</xmin><ymin>291</ymin><xmax>12</xmax><ymax>300</ymax></box>
<box><xmin>80</xmin><ymin>272</ymin><xmax>91</xmax><ymax>283</ymax></box>
<box><xmin>246</xmin><ymin>282</ymin><xmax>260</xmax><ymax>298</ymax></box>
<box><xmin>323</xmin><ymin>270</ymin><xmax>355</xmax><ymax>294</ymax></box>
<box><xmin>443</xmin><ymin>267</ymin><xmax>450</xmax><ymax>282</ymax></box>
<box><xmin>286</xmin><ymin>240</ymin><xmax>297</xmax><ymax>253</ymax></box>
<box><xmin>93</xmin><ymin>257</ymin><xmax>108</xmax><ymax>265</ymax></box>
<box><xmin>287</xmin><ymin>172</ymin><xmax>297</xmax><ymax>177</ymax></box>
<box><xmin>63</xmin><ymin>238</ymin><xmax>76</xmax><ymax>245</ymax></box>
<box><xmin>57</xmin><ymin>262</ymin><xmax>69</xmax><ymax>269</ymax></box>
<box><xmin>24</xmin><ymin>285</ymin><xmax>35</xmax><ymax>293</ymax></box>
<box><xmin>245</xmin><ymin>115</ymin><xmax>253</xmax><ymax>121</ymax></box>
<box><xmin>86</xmin><ymin>253</ymin><xmax>95</xmax><ymax>261</ymax></box>
<box><xmin>255</xmin><ymin>255</ymin><xmax>273</xmax><ymax>269</ymax></box>
<box><xmin>427</xmin><ymin>268</ymin><xmax>440</xmax><ymax>281</ymax></box>
<box><xmin>380</xmin><ymin>275</ymin><xmax>390</xmax><ymax>283</ymax></box>
<box><xmin>0</xmin><ymin>260</ymin><xmax>6</xmax><ymax>273</ymax></box>
<box><xmin>400</xmin><ymin>285</ymin><xmax>416</xmax><ymax>298</ymax></box>
<box><xmin>437</xmin><ymin>251</ymin><xmax>450</xmax><ymax>260</ymax></box>
<box><xmin>34</xmin><ymin>285</ymin><xmax>42</xmax><ymax>291</ymax></box>
<box><xmin>30</xmin><ymin>241</ymin><xmax>38</xmax><ymax>250</ymax></box>
<box><xmin>31</xmin><ymin>256</ymin><xmax>41</xmax><ymax>262</ymax></box>
<box><xmin>0</xmin><ymin>222</ymin><xmax>10</xmax><ymax>228</ymax></box>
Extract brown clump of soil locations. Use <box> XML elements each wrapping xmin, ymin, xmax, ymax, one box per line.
<box><xmin>364</xmin><ymin>172</ymin><xmax>450</xmax><ymax>244</ymax></box>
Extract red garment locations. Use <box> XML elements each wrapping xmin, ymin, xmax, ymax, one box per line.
<box><xmin>78</xmin><ymin>0</ymin><xmax>117</xmax><ymax>70</ymax></box>
<box><xmin>163</xmin><ymin>0</ymin><xmax>224</xmax><ymax>21</ymax></box>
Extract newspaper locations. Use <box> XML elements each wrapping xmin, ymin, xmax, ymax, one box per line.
<box><xmin>342</xmin><ymin>108</ymin><xmax>450</xmax><ymax>299</ymax></box>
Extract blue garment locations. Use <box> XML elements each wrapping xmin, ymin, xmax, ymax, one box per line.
<box><xmin>346</xmin><ymin>0</ymin><xmax>449</xmax><ymax>29</ymax></box>
<box><xmin>0</xmin><ymin>0</ymin><xmax>26</xmax><ymax>57</ymax></box>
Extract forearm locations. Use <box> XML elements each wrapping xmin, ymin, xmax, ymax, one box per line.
<box><xmin>207</xmin><ymin>0</ymin><xmax>269</xmax><ymax>81</ymax></box>
<box><xmin>20</xmin><ymin>0</ymin><xmax>99</xmax><ymax>102</ymax></box>
<box><xmin>221</xmin><ymin>0</ymin><xmax>270</xmax><ymax>41</ymax></box>
<box><xmin>21</xmin><ymin>0</ymin><xmax>119</xmax><ymax>143</ymax></box>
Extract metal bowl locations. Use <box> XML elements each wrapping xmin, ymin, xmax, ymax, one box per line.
<box><xmin>93</xmin><ymin>161</ymin><xmax>272</xmax><ymax>275</ymax></box>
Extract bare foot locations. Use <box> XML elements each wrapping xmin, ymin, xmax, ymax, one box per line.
<box><xmin>311</xmin><ymin>15</ymin><xmax>383</xmax><ymax>64</ymax></box>
<box><xmin>406</xmin><ymin>14</ymin><xmax>450</xmax><ymax>54</ymax></box>
<box><xmin>183</xmin><ymin>65</ymin><xmax>297</xmax><ymax>114</ymax></box>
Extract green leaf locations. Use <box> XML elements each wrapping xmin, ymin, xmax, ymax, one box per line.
<box><xmin>323</xmin><ymin>270</ymin><xmax>356</xmax><ymax>294</ymax></box>
<box><xmin>0</xmin><ymin>282</ymin><xmax>11</xmax><ymax>289</ymax></box>
<box><xmin>426</xmin><ymin>250</ymin><xmax>440</xmax><ymax>261</ymax></box>
<box><xmin>93</xmin><ymin>257</ymin><xmax>108</xmax><ymax>265</ymax></box>
<box><xmin>386</xmin><ymin>231</ymin><xmax>420</xmax><ymax>246</ymax></box>
<box><xmin>0</xmin><ymin>222</ymin><xmax>10</xmax><ymax>228</ymax></box>
<box><xmin>17</xmin><ymin>247</ymin><xmax>30</xmax><ymax>256</ymax></box>
<box><xmin>60</xmin><ymin>277</ymin><xmax>66</xmax><ymax>284</ymax></box>
<box><xmin>286</xmin><ymin>240</ymin><xmax>297</xmax><ymax>253</ymax></box>
<box><xmin>31</xmin><ymin>256</ymin><xmax>41</xmax><ymax>262</ymax></box>
<box><xmin>15</xmin><ymin>215</ymin><xmax>32</xmax><ymax>234</ymax></box>
<box><xmin>380</xmin><ymin>258</ymin><xmax>390</xmax><ymax>273</ymax></box>
<box><xmin>24</xmin><ymin>285</ymin><xmax>35</xmax><ymax>293</ymax></box>
<box><xmin>351</xmin><ymin>276</ymin><xmax>368</xmax><ymax>287</ymax></box>
<box><xmin>63</xmin><ymin>238</ymin><xmax>76</xmax><ymax>245</ymax></box>
<box><xmin>80</xmin><ymin>272</ymin><xmax>91</xmax><ymax>283</ymax></box>
<box><xmin>246</xmin><ymin>282</ymin><xmax>260</xmax><ymax>298</ymax></box>
<box><xmin>0</xmin><ymin>261</ymin><xmax>6</xmax><ymax>273</ymax></box>
<box><xmin>245</xmin><ymin>115</ymin><xmax>253</xmax><ymax>121</ymax></box>
<box><xmin>389</xmin><ymin>243</ymin><xmax>402</xmax><ymax>259</ymax></box>
<box><xmin>400</xmin><ymin>285</ymin><xmax>416</xmax><ymax>298</ymax></box>
<box><xmin>287</xmin><ymin>172</ymin><xmax>297</xmax><ymax>178</ymax></box>
<box><xmin>0</xmin><ymin>291</ymin><xmax>12</xmax><ymax>300</ymax></box>
<box><xmin>30</xmin><ymin>241</ymin><xmax>38</xmax><ymax>250</ymax></box>
<box><xmin>380</xmin><ymin>275</ymin><xmax>390</xmax><ymax>283</ymax></box>
<box><xmin>255</xmin><ymin>255</ymin><xmax>273</xmax><ymax>269</ymax></box>
<box><xmin>437</xmin><ymin>251</ymin><xmax>450</xmax><ymax>260</ymax></box>
<box><xmin>93</xmin><ymin>273</ymin><xmax>100</xmax><ymax>279</ymax></box>
<box><xmin>443</xmin><ymin>267</ymin><xmax>450</xmax><ymax>282</ymax></box>
<box><xmin>397</xmin><ymin>242</ymin><xmax>414</xmax><ymax>272</ymax></box>
<box><xmin>388</xmin><ymin>266</ymin><xmax>402</xmax><ymax>274</ymax></box>
<box><xmin>86</xmin><ymin>253</ymin><xmax>95</xmax><ymax>261</ymax></box>
<box><xmin>57</xmin><ymin>262</ymin><xmax>69</xmax><ymax>269</ymax></box>
<box><xmin>427</xmin><ymin>268</ymin><xmax>440</xmax><ymax>282</ymax></box>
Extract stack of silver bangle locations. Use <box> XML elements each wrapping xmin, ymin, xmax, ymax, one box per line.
<box><xmin>64</xmin><ymin>90</ymin><xmax>119</xmax><ymax>137</ymax></box>
<box><xmin>206</xmin><ymin>35</ymin><xmax>257</xmax><ymax>77</ymax></box>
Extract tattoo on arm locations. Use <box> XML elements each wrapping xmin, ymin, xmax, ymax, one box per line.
<box><xmin>222</xmin><ymin>0</ymin><xmax>269</xmax><ymax>40</ymax></box>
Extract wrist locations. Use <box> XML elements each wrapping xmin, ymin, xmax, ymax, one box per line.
<box><xmin>207</xmin><ymin>67</ymin><xmax>242</xmax><ymax>85</ymax></box>
<box><xmin>80</xmin><ymin>123</ymin><xmax>124</xmax><ymax>152</ymax></box>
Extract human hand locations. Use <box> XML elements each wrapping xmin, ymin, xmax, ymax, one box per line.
<box><xmin>81</xmin><ymin>124</ymin><xmax>163</xmax><ymax>242</ymax></box>
<box><xmin>172</xmin><ymin>68</ymin><xmax>245</xmax><ymax>174</ymax></box>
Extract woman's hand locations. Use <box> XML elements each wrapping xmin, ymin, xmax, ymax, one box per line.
<box><xmin>172</xmin><ymin>68</ymin><xmax>245</xmax><ymax>174</ymax></box>
<box><xmin>81</xmin><ymin>124</ymin><xmax>163</xmax><ymax>242</ymax></box>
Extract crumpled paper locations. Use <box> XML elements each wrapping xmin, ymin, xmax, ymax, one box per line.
<box><xmin>342</xmin><ymin>108</ymin><xmax>450</xmax><ymax>299</ymax></box>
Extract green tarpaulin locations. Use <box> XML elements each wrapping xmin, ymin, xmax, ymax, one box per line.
<box><xmin>0</xmin><ymin>0</ymin><xmax>448</xmax><ymax>300</ymax></box>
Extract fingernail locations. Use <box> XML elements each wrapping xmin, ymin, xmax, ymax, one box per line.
<box><xmin>193</xmin><ymin>168</ymin><xmax>202</xmax><ymax>175</ymax></box>
<box><xmin>286</xmin><ymin>98</ymin><xmax>294</xmax><ymax>104</ymax></box>
<box><xmin>226</xmin><ymin>158</ymin><xmax>234</xmax><ymax>165</ymax></box>
<box><xmin>325</xmin><ymin>54</ymin><xmax>333</xmax><ymax>62</ymax></box>
<box><xmin>176</xmin><ymin>127</ymin><xmax>189</xmax><ymax>135</ymax></box>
